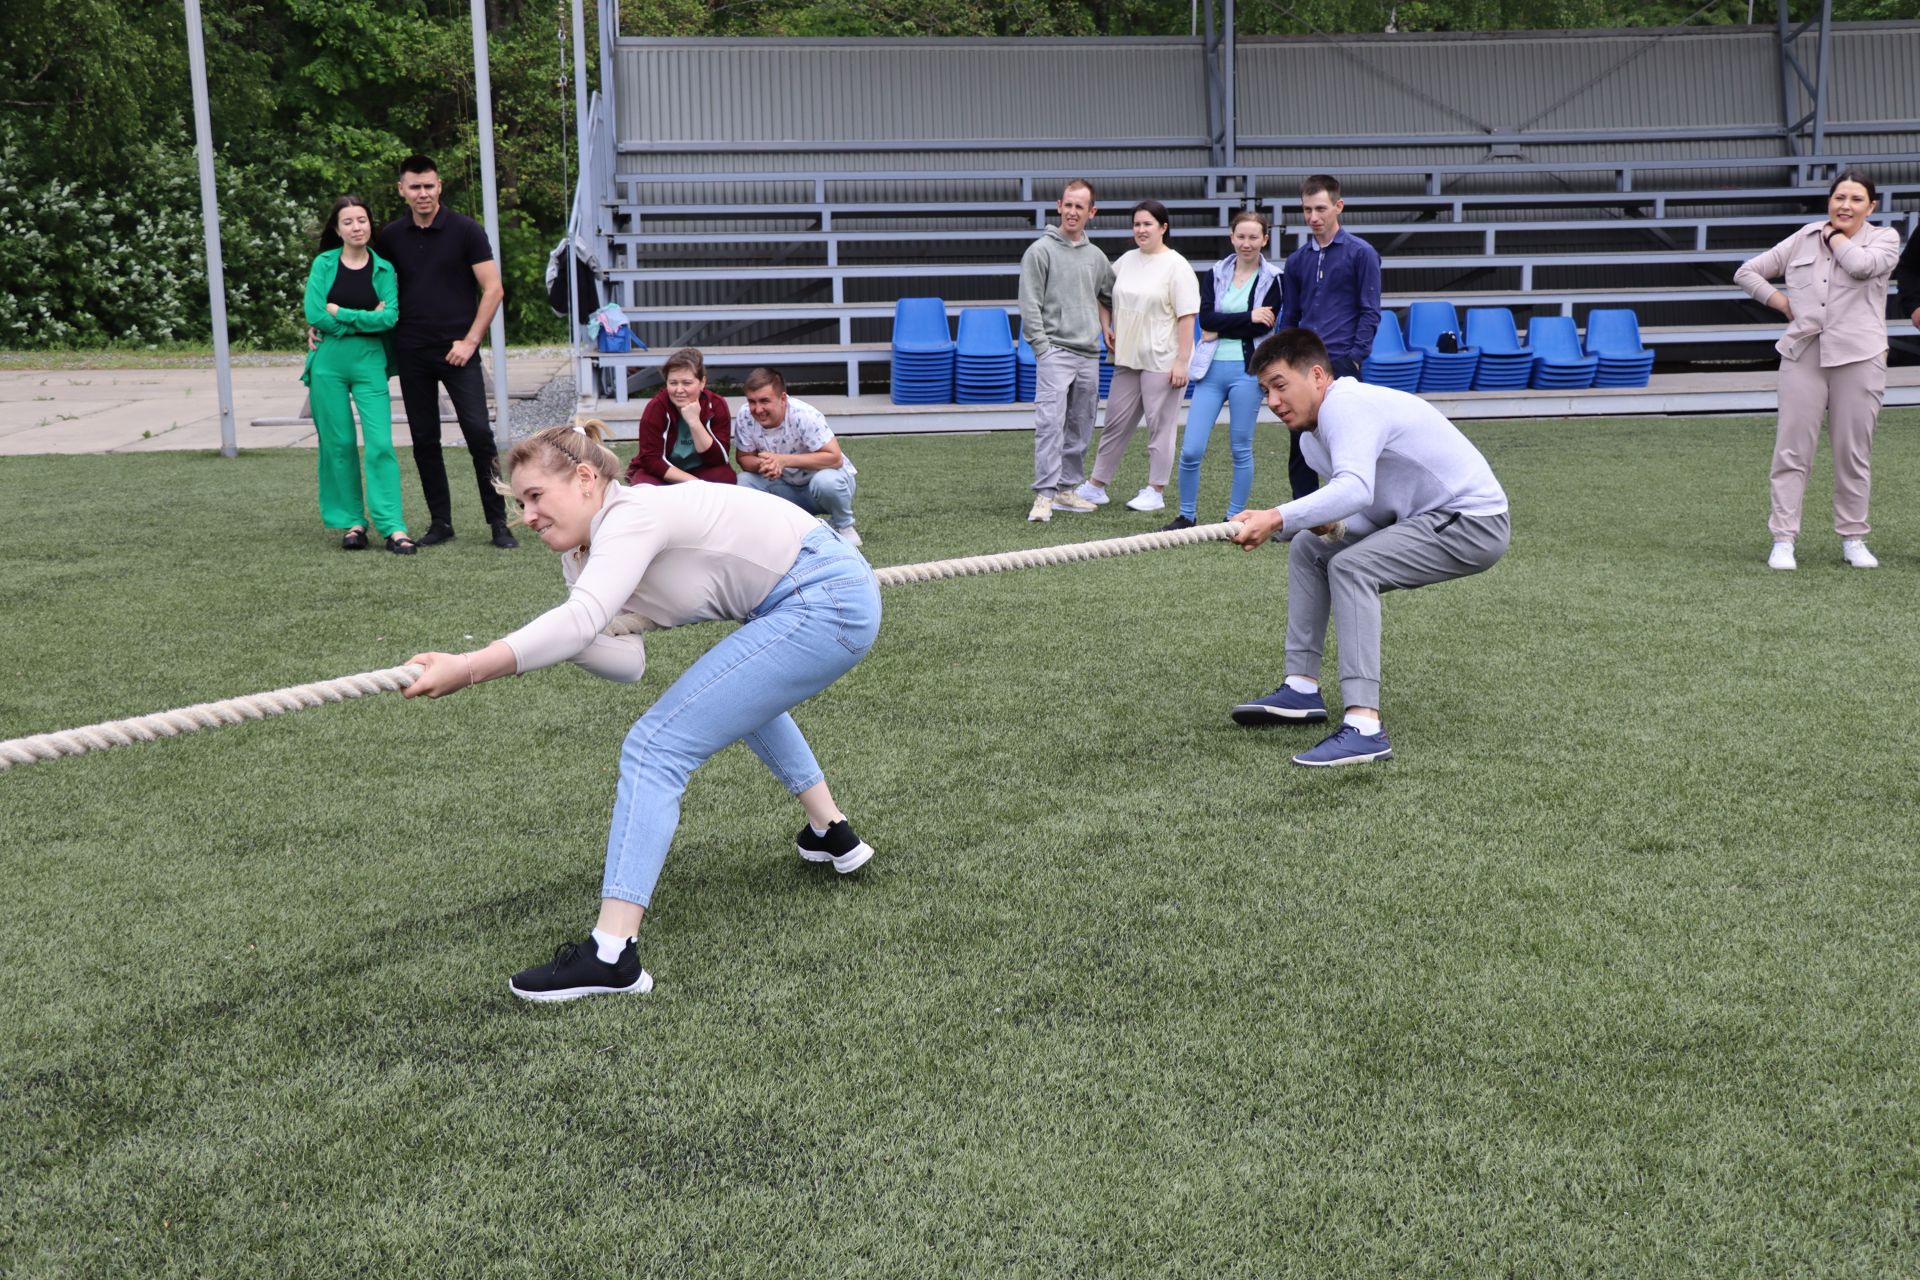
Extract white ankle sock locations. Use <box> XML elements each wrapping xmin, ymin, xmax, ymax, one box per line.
<box><xmin>809</xmin><ymin>820</ymin><xmax>832</xmax><ymax>837</ymax></box>
<box><xmin>590</xmin><ymin>927</ymin><xmax>630</xmax><ymax>964</ymax></box>
<box><xmin>1284</xmin><ymin>675</ymin><xmax>1319</xmax><ymax>694</ymax></box>
<box><xmin>1344</xmin><ymin>713</ymin><xmax>1382</xmax><ymax>736</ymax></box>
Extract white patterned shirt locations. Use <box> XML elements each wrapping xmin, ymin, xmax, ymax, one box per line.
<box><xmin>730</xmin><ymin>395</ymin><xmax>851</xmax><ymax>481</ymax></box>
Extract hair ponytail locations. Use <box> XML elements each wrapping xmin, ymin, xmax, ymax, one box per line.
<box><xmin>494</xmin><ymin>419</ymin><xmax>621</xmax><ymax>505</ymax></box>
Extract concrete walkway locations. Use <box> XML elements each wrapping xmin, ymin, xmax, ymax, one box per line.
<box><xmin>0</xmin><ymin>355</ymin><xmax>570</xmax><ymax>456</ymax></box>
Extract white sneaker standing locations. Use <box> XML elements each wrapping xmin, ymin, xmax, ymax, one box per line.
<box><xmin>1051</xmin><ymin>490</ymin><xmax>1096</xmax><ymax>513</ymax></box>
<box><xmin>1073</xmin><ymin>482</ymin><xmax>1109</xmax><ymax>506</ymax></box>
<box><xmin>1841</xmin><ymin>538</ymin><xmax>1879</xmax><ymax>569</ymax></box>
<box><xmin>1028</xmin><ymin>493</ymin><xmax>1053</xmax><ymax>523</ymax></box>
<box><xmin>1124</xmin><ymin>486</ymin><xmax>1166</xmax><ymax>512</ymax></box>
<box><xmin>1767</xmin><ymin>541</ymin><xmax>1796</xmax><ymax>571</ymax></box>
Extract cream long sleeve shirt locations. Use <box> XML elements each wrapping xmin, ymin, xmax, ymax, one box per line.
<box><xmin>1734</xmin><ymin>221</ymin><xmax>1900</xmax><ymax>365</ymax></box>
<box><xmin>499</xmin><ymin>481</ymin><xmax>819</xmax><ymax>682</ymax></box>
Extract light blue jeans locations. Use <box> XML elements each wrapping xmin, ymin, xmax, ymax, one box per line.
<box><xmin>738</xmin><ymin>467</ymin><xmax>857</xmax><ymax>530</ymax></box>
<box><xmin>1175</xmin><ymin>358</ymin><xmax>1261</xmax><ymax>521</ymax></box>
<box><xmin>601</xmin><ymin>525</ymin><xmax>881</xmax><ymax>907</ymax></box>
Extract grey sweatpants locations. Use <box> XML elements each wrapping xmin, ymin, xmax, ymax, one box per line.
<box><xmin>1032</xmin><ymin>347</ymin><xmax>1100</xmax><ymax>494</ymax></box>
<box><xmin>1285</xmin><ymin>509</ymin><xmax>1510</xmax><ymax>710</ymax></box>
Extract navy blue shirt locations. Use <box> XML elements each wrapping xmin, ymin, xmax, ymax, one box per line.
<box><xmin>375</xmin><ymin>207</ymin><xmax>495</xmax><ymax>350</ymax></box>
<box><xmin>1279</xmin><ymin>228</ymin><xmax>1382</xmax><ymax>366</ymax></box>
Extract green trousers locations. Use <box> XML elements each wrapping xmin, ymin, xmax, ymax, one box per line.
<box><xmin>309</xmin><ymin>335</ymin><xmax>406</xmax><ymax>538</ymax></box>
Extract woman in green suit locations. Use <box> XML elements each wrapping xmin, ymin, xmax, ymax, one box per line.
<box><xmin>302</xmin><ymin>196</ymin><xmax>414</xmax><ymax>553</ymax></box>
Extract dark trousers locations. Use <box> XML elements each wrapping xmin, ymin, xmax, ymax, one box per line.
<box><xmin>1287</xmin><ymin>355</ymin><xmax>1364</xmax><ymax>501</ymax></box>
<box><xmin>396</xmin><ymin>345</ymin><xmax>506</xmax><ymax>529</ymax></box>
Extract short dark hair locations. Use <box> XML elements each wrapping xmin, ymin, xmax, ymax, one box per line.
<box><xmin>1248</xmin><ymin>328</ymin><xmax>1331</xmax><ymax>380</ymax></box>
<box><xmin>318</xmin><ymin>195</ymin><xmax>372</xmax><ymax>252</ymax></box>
<box><xmin>743</xmin><ymin>367</ymin><xmax>787</xmax><ymax>395</ymax></box>
<box><xmin>1828</xmin><ymin>167</ymin><xmax>1877</xmax><ymax>205</ymax></box>
<box><xmin>1131</xmin><ymin>199</ymin><xmax>1171</xmax><ymax>231</ymax></box>
<box><xmin>662</xmin><ymin>348</ymin><xmax>705</xmax><ymax>381</ymax></box>
<box><xmin>398</xmin><ymin>154</ymin><xmax>439</xmax><ymax>179</ymax></box>
<box><xmin>1301</xmin><ymin>175</ymin><xmax>1342</xmax><ymax>201</ymax></box>
<box><xmin>1062</xmin><ymin>178</ymin><xmax>1096</xmax><ymax>204</ymax></box>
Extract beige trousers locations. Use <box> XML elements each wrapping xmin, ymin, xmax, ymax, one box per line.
<box><xmin>1092</xmin><ymin>367</ymin><xmax>1181</xmax><ymax>489</ymax></box>
<box><xmin>1771</xmin><ymin>346</ymin><xmax>1888</xmax><ymax>540</ymax></box>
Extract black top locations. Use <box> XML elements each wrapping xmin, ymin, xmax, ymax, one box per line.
<box><xmin>326</xmin><ymin>258</ymin><xmax>379</xmax><ymax>313</ymax></box>
<box><xmin>374</xmin><ymin>207</ymin><xmax>495</xmax><ymax>350</ymax></box>
<box><xmin>1894</xmin><ymin>230</ymin><xmax>1920</xmax><ymax>322</ymax></box>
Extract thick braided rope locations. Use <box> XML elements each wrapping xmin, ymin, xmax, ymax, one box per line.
<box><xmin>1</xmin><ymin>521</ymin><xmax>1243</xmax><ymax>770</ymax></box>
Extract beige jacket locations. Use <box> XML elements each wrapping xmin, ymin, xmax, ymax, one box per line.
<box><xmin>1735</xmin><ymin>221</ymin><xmax>1900</xmax><ymax>365</ymax></box>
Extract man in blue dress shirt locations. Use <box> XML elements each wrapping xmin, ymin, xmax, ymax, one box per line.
<box><xmin>1278</xmin><ymin>175</ymin><xmax>1382</xmax><ymax>500</ymax></box>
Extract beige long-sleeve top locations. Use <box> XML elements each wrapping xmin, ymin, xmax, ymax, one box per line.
<box><xmin>500</xmin><ymin>480</ymin><xmax>818</xmax><ymax>682</ymax></box>
<box><xmin>1734</xmin><ymin>221</ymin><xmax>1900</xmax><ymax>365</ymax></box>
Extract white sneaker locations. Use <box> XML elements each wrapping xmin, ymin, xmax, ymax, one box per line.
<box><xmin>1051</xmin><ymin>490</ymin><xmax>1096</xmax><ymax>513</ymax></box>
<box><xmin>1028</xmin><ymin>493</ymin><xmax>1053</xmax><ymax>523</ymax></box>
<box><xmin>834</xmin><ymin>525</ymin><xmax>863</xmax><ymax>548</ymax></box>
<box><xmin>1841</xmin><ymin>538</ymin><xmax>1878</xmax><ymax>569</ymax></box>
<box><xmin>1124</xmin><ymin>486</ymin><xmax>1166</xmax><ymax>512</ymax></box>
<box><xmin>1074</xmin><ymin>482</ymin><xmax>1109</xmax><ymax>506</ymax></box>
<box><xmin>1767</xmin><ymin>541</ymin><xmax>1796</xmax><ymax>571</ymax></box>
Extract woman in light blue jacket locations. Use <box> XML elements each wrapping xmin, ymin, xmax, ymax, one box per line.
<box><xmin>1165</xmin><ymin>210</ymin><xmax>1283</xmax><ymax>530</ymax></box>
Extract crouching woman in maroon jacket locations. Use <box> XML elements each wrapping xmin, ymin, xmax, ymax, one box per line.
<box><xmin>623</xmin><ymin>347</ymin><xmax>738</xmax><ymax>486</ymax></box>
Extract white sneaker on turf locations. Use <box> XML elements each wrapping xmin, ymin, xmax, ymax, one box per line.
<box><xmin>834</xmin><ymin>525</ymin><xmax>863</xmax><ymax>547</ymax></box>
<box><xmin>1028</xmin><ymin>493</ymin><xmax>1053</xmax><ymax>522</ymax></box>
<box><xmin>1124</xmin><ymin>486</ymin><xmax>1165</xmax><ymax>512</ymax></box>
<box><xmin>1074</xmin><ymin>482</ymin><xmax>1109</xmax><ymax>506</ymax></box>
<box><xmin>1051</xmin><ymin>490</ymin><xmax>1096</xmax><ymax>513</ymax></box>
<box><xmin>1767</xmin><ymin>541</ymin><xmax>1796</xmax><ymax>571</ymax></box>
<box><xmin>1841</xmin><ymin>539</ymin><xmax>1878</xmax><ymax>569</ymax></box>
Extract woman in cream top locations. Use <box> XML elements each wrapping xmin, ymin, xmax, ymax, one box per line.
<box><xmin>403</xmin><ymin>421</ymin><xmax>882</xmax><ymax>1001</ymax></box>
<box><xmin>1735</xmin><ymin>169</ymin><xmax>1900</xmax><ymax>570</ymax></box>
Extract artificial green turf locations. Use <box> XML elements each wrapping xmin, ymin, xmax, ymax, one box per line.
<box><xmin>3</xmin><ymin>415</ymin><xmax>1917</xmax><ymax>1277</ymax></box>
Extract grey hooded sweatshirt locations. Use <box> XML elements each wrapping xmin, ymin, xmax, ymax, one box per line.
<box><xmin>1018</xmin><ymin>226</ymin><xmax>1115</xmax><ymax>359</ymax></box>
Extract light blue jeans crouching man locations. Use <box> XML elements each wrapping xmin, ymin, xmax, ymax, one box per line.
<box><xmin>737</xmin><ymin>466</ymin><xmax>858</xmax><ymax>532</ymax></box>
<box><xmin>601</xmin><ymin>525</ymin><xmax>879</xmax><ymax>906</ymax></box>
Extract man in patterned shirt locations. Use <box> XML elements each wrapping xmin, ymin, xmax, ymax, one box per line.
<box><xmin>731</xmin><ymin>367</ymin><xmax>862</xmax><ymax>546</ymax></box>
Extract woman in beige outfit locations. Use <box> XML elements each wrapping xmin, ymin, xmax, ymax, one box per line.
<box><xmin>1734</xmin><ymin>169</ymin><xmax>1900</xmax><ymax>570</ymax></box>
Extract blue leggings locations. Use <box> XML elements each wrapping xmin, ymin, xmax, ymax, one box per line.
<box><xmin>1176</xmin><ymin>358</ymin><xmax>1261</xmax><ymax>520</ymax></box>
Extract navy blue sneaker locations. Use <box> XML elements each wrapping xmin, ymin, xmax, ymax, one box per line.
<box><xmin>1230</xmin><ymin>685</ymin><xmax>1329</xmax><ymax>725</ymax></box>
<box><xmin>1292</xmin><ymin>723</ymin><xmax>1393</xmax><ymax>767</ymax></box>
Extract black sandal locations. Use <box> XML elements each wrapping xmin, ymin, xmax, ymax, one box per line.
<box><xmin>341</xmin><ymin>528</ymin><xmax>369</xmax><ymax>550</ymax></box>
<box><xmin>386</xmin><ymin>533</ymin><xmax>417</xmax><ymax>556</ymax></box>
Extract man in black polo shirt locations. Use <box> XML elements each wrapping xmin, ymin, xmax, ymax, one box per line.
<box><xmin>374</xmin><ymin>154</ymin><xmax>517</xmax><ymax>549</ymax></box>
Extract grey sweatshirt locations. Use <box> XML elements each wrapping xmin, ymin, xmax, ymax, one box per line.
<box><xmin>1278</xmin><ymin>379</ymin><xmax>1508</xmax><ymax>537</ymax></box>
<box><xmin>1018</xmin><ymin>226</ymin><xmax>1115</xmax><ymax>358</ymax></box>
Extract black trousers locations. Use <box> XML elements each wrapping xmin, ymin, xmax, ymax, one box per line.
<box><xmin>396</xmin><ymin>344</ymin><xmax>506</xmax><ymax>529</ymax></box>
<box><xmin>1286</xmin><ymin>355</ymin><xmax>1364</xmax><ymax>501</ymax></box>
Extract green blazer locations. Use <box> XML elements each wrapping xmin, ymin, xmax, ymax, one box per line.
<box><xmin>301</xmin><ymin>248</ymin><xmax>400</xmax><ymax>386</ymax></box>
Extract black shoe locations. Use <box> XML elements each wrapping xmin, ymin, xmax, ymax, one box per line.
<box><xmin>341</xmin><ymin>528</ymin><xmax>369</xmax><ymax>550</ymax></box>
<box><xmin>490</xmin><ymin>522</ymin><xmax>520</xmax><ymax>549</ymax></box>
<box><xmin>796</xmin><ymin>818</ymin><xmax>874</xmax><ymax>874</ymax></box>
<box><xmin>417</xmin><ymin>523</ymin><xmax>455</xmax><ymax>546</ymax></box>
<box><xmin>386</xmin><ymin>533</ymin><xmax>417</xmax><ymax>555</ymax></box>
<box><xmin>1159</xmin><ymin>515</ymin><xmax>1196</xmax><ymax>532</ymax></box>
<box><xmin>509</xmin><ymin>938</ymin><xmax>653</xmax><ymax>1003</ymax></box>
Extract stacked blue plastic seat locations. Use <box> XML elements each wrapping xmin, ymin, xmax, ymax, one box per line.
<box><xmin>890</xmin><ymin>297</ymin><xmax>955</xmax><ymax>405</ymax></box>
<box><xmin>1525</xmin><ymin>317</ymin><xmax>1599</xmax><ymax>389</ymax></box>
<box><xmin>954</xmin><ymin>308</ymin><xmax>1017</xmax><ymax>404</ymax></box>
<box><xmin>1361</xmin><ymin>311</ymin><xmax>1423</xmax><ymax>391</ymax></box>
<box><xmin>1463</xmin><ymin>308</ymin><xmax>1535</xmax><ymax>390</ymax></box>
<box><xmin>1098</xmin><ymin>332</ymin><xmax>1115</xmax><ymax>400</ymax></box>
<box><xmin>1583</xmin><ymin>309</ymin><xmax>1657</xmax><ymax>387</ymax></box>
<box><xmin>1015</xmin><ymin>338</ymin><xmax>1037</xmax><ymax>402</ymax></box>
<box><xmin>1406</xmin><ymin>301</ymin><xmax>1480</xmax><ymax>392</ymax></box>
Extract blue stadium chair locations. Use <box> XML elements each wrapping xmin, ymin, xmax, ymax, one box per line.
<box><xmin>1015</xmin><ymin>337</ymin><xmax>1037</xmax><ymax>403</ymax></box>
<box><xmin>954</xmin><ymin>308</ymin><xmax>1017</xmax><ymax>404</ymax></box>
<box><xmin>1098</xmin><ymin>331</ymin><xmax>1114</xmax><ymax>400</ymax></box>
<box><xmin>1405</xmin><ymin>300</ymin><xmax>1480</xmax><ymax>392</ymax></box>
<box><xmin>890</xmin><ymin>297</ymin><xmax>955</xmax><ymax>404</ymax></box>
<box><xmin>1525</xmin><ymin>317</ymin><xmax>1599</xmax><ymax>389</ymax></box>
<box><xmin>1583</xmin><ymin>308</ymin><xmax>1657</xmax><ymax>388</ymax></box>
<box><xmin>1361</xmin><ymin>311</ymin><xmax>1424</xmax><ymax>392</ymax></box>
<box><xmin>1464</xmin><ymin>308</ymin><xmax>1534</xmax><ymax>391</ymax></box>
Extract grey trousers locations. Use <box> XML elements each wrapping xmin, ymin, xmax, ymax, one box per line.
<box><xmin>1032</xmin><ymin>348</ymin><xmax>1100</xmax><ymax>493</ymax></box>
<box><xmin>1285</xmin><ymin>509</ymin><xmax>1511</xmax><ymax>710</ymax></box>
<box><xmin>1092</xmin><ymin>366</ymin><xmax>1182</xmax><ymax>489</ymax></box>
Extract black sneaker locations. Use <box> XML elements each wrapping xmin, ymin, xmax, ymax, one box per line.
<box><xmin>796</xmin><ymin>819</ymin><xmax>874</xmax><ymax>874</ymax></box>
<box><xmin>1159</xmin><ymin>515</ymin><xmax>1196</xmax><ymax>531</ymax></box>
<box><xmin>490</xmin><ymin>522</ymin><xmax>520</xmax><ymax>549</ymax></box>
<box><xmin>508</xmin><ymin>938</ymin><xmax>653</xmax><ymax>1003</ymax></box>
<box><xmin>417</xmin><ymin>523</ymin><xmax>455</xmax><ymax>546</ymax></box>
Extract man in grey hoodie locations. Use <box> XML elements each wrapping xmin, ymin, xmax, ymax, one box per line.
<box><xmin>1019</xmin><ymin>179</ymin><xmax>1115</xmax><ymax>523</ymax></box>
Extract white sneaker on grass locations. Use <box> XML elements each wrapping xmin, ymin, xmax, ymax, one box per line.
<box><xmin>1074</xmin><ymin>482</ymin><xmax>1109</xmax><ymax>506</ymax></box>
<box><xmin>1028</xmin><ymin>493</ymin><xmax>1053</xmax><ymax>523</ymax></box>
<box><xmin>1767</xmin><ymin>541</ymin><xmax>1796</xmax><ymax>571</ymax></box>
<box><xmin>1051</xmin><ymin>490</ymin><xmax>1096</xmax><ymax>513</ymax></box>
<box><xmin>1841</xmin><ymin>539</ymin><xmax>1878</xmax><ymax>569</ymax></box>
<box><xmin>1124</xmin><ymin>486</ymin><xmax>1165</xmax><ymax>512</ymax></box>
<box><xmin>834</xmin><ymin>525</ymin><xmax>863</xmax><ymax>548</ymax></box>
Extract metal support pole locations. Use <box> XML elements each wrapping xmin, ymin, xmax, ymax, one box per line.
<box><xmin>1811</xmin><ymin>0</ymin><xmax>1832</xmax><ymax>157</ymax></box>
<box><xmin>1223</xmin><ymin>0</ymin><xmax>1236</xmax><ymax>170</ymax></box>
<box><xmin>183</xmin><ymin>0</ymin><xmax>236</xmax><ymax>458</ymax></box>
<box><xmin>1202</xmin><ymin>0</ymin><xmax>1223</xmax><ymax>170</ymax></box>
<box><xmin>471</xmin><ymin>0</ymin><xmax>511</xmax><ymax>444</ymax></box>
<box><xmin>569</xmin><ymin>0</ymin><xmax>592</xmax><ymax>407</ymax></box>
